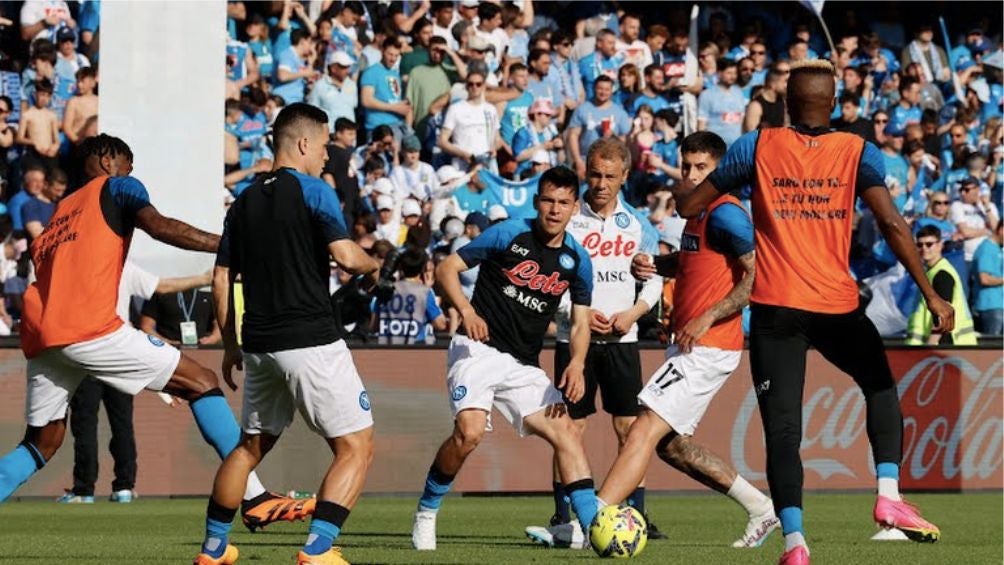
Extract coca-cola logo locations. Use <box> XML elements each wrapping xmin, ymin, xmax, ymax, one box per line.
<box><xmin>582</xmin><ymin>232</ymin><xmax>637</xmax><ymax>258</ymax></box>
<box><xmin>730</xmin><ymin>354</ymin><xmax>1003</xmax><ymax>486</ymax></box>
<box><xmin>503</xmin><ymin>260</ymin><xmax>569</xmax><ymax>296</ymax></box>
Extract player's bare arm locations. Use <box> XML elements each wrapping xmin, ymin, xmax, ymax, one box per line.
<box><xmin>656</xmin><ymin>430</ymin><xmax>737</xmax><ymax>494</ymax></box>
<box><xmin>135</xmin><ymin>207</ymin><xmax>221</xmax><ymax>253</ymax></box>
<box><xmin>860</xmin><ymin>185</ymin><xmax>955</xmax><ymax>333</ymax></box>
<box><xmin>329</xmin><ymin>239</ymin><xmax>380</xmax><ymax>283</ymax></box>
<box><xmin>212</xmin><ymin>265</ymin><xmax>241</xmax><ymax>391</ymax></box>
<box><xmin>435</xmin><ymin>253</ymin><xmax>489</xmax><ymax>342</ymax></box>
<box><xmin>560</xmin><ymin>304</ymin><xmax>591</xmax><ymax>403</ymax></box>
<box><xmin>677</xmin><ymin>250</ymin><xmax>754</xmax><ymax>353</ymax></box>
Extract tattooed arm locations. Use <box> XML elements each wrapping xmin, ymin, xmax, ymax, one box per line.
<box><xmin>675</xmin><ymin>250</ymin><xmax>754</xmax><ymax>353</ymax></box>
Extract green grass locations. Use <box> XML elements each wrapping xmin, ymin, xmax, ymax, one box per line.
<box><xmin>0</xmin><ymin>493</ymin><xmax>1000</xmax><ymax>564</ymax></box>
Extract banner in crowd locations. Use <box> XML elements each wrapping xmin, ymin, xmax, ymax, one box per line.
<box><xmin>0</xmin><ymin>348</ymin><xmax>998</xmax><ymax>497</ymax></box>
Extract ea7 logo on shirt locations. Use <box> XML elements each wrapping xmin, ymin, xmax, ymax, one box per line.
<box><xmin>503</xmin><ymin>260</ymin><xmax>569</xmax><ymax>296</ymax></box>
<box><xmin>510</xmin><ymin>243</ymin><xmax>530</xmax><ymax>256</ymax></box>
<box><xmin>681</xmin><ymin>233</ymin><xmax>700</xmax><ymax>252</ymax></box>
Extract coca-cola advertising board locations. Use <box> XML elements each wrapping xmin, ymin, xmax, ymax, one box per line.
<box><xmin>0</xmin><ymin>348</ymin><xmax>999</xmax><ymax>496</ymax></box>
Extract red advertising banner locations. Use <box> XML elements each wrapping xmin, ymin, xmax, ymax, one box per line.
<box><xmin>0</xmin><ymin>347</ymin><xmax>999</xmax><ymax>497</ymax></box>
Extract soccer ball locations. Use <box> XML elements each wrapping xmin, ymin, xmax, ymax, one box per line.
<box><xmin>589</xmin><ymin>504</ymin><xmax>648</xmax><ymax>559</ymax></box>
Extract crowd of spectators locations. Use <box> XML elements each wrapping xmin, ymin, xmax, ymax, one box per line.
<box><xmin>0</xmin><ymin>2</ymin><xmax>998</xmax><ymax>345</ymax></box>
<box><xmin>220</xmin><ymin>0</ymin><xmax>1004</xmax><ymax>344</ymax></box>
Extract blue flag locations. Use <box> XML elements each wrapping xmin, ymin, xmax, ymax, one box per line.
<box><xmin>478</xmin><ymin>170</ymin><xmax>541</xmax><ymax>219</ymax></box>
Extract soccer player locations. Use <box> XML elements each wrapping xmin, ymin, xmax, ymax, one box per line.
<box><xmin>529</xmin><ymin>138</ymin><xmax>668</xmax><ymax>538</ymax></box>
<box><xmin>411</xmin><ymin>166</ymin><xmax>599</xmax><ymax>551</ymax></box>
<box><xmin>677</xmin><ymin>60</ymin><xmax>953</xmax><ymax>565</ymax></box>
<box><xmin>0</xmin><ymin>134</ymin><xmax>308</xmax><ymax>528</ymax></box>
<box><xmin>195</xmin><ymin>103</ymin><xmax>380</xmax><ymax>565</ymax></box>
<box><xmin>530</xmin><ymin>132</ymin><xmax>778</xmax><ymax>549</ymax></box>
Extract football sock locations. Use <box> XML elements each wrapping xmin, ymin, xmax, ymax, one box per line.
<box><xmin>727</xmin><ymin>475</ymin><xmax>773</xmax><ymax>516</ymax></box>
<box><xmin>243</xmin><ymin>472</ymin><xmax>267</xmax><ymax>501</ymax></box>
<box><xmin>0</xmin><ymin>442</ymin><xmax>45</xmax><ymax>502</ymax></box>
<box><xmin>189</xmin><ymin>389</ymin><xmax>241</xmax><ymax>459</ymax></box>
<box><xmin>418</xmin><ymin>464</ymin><xmax>455</xmax><ymax>512</ymax></box>
<box><xmin>304</xmin><ymin>501</ymin><xmax>350</xmax><ymax>555</ymax></box>
<box><xmin>552</xmin><ymin>481</ymin><xmax>571</xmax><ymax>522</ymax></box>
<box><xmin>876</xmin><ymin>462</ymin><xmax>901</xmax><ymax>501</ymax></box>
<box><xmin>779</xmin><ymin>506</ymin><xmax>805</xmax><ymax>552</ymax></box>
<box><xmin>627</xmin><ymin>487</ymin><xmax>646</xmax><ymax>515</ymax></box>
<box><xmin>202</xmin><ymin>497</ymin><xmax>238</xmax><ymax>558</ymax></box>
<box><xmin>566</xmin><ymin>478</ymin><xmax>598</xmax><ymax>528</ymax></box>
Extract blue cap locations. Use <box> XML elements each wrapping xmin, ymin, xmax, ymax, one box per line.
<box><xmin>883</xmin><ymin>121</ymin><xmax>905</xmax><ymax>137</ymax></box>
<box><xmin>464</xmin><ymin>211</ymin><xmax>489</xmax><ymax>232</ymax></box>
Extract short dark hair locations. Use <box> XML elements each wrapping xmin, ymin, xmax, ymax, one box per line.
<box><xmin>382</xmin><ymin>36</ymin><xmax>401</xmax><ymax>51</ymax></box>
<box><xmin>595</xmin><ymin>75</ymin><xmax>615</xmax><ymax>87</ymax></box>
<box><xmin>899</xmin><ymin>76</ymin><xmax>919</xmax><ymax>95</ymax></box>
<box><xmin>643</xmin><ymin>64</ymin><xmax>662</xmax><ymax>78</ymax></box>
<box><xmin>654</xmin><ymin>108</ymin><xmax>679</xmax><ymax>127</ymax></box>
<box><xmin>904</xmin><ymin>139</ymin><xmax>926</xmax><ymax>155</ymax></box>
<box><xmin>334</xmin><ymin>117</ymin><xmax>356</xmax><ymax>133</ymax></box>
<box><xmin>372</xmin><ymin>124</ymin><xmax>393</xmax><ymax>142</ymax></box>
<box><xmin>509</xmin><ymin>62</ymin><xmax>527</xmax><ymax>74</ymax></box>
<box><xmin>477</xmin><ymin>2</ymin><xmax>501</xmax><ymax>21</ymax></box>
<box><xmin>76</xmin><ymin>67</ymin><xmax>96</xmax><ymax>80</ymax></box>
<box><xmin>272</xmin><ymin>103</ymin><xmax>328</xmax><ymax>152</ymax></box>
<box><xmin>551</xmin><ymin>29</ymin><xmax>573</xmax><ymax>46</ymax></box>
<box><xmin>718</xmin><ymin>58</ymin><xmax>737</xmax><ymax>72</ymax></box>
<box><xmin>79</xmin><ymin>133</ymin><xmax>134</xmax><ymax>164</ymax></box>
<box><xmin>49</xmin><ymin>167</ymin><xmax>68</xmax><ymax>185</ymax></box>
<box><xmin>363</xmin><ymin>156</ymin><xmax>385</xmax><ymax>174</ymax></box>
<box><xmin>597</xmin><ymin>28</ymin><xmax>617</xmax><ymax>41</ymax></box>
<box><xmin>0</xmin><ymin>95</ymin><xmax>12</xmax><ymax>113</ymax></box>
<box><xmin>342</xmin><ymin>1</ymin><xmax>364</xmax><ymax>15</ymax></box>
<box><xmin>290</xmin><ymin>28</ymin><xmax>312</xmax><ymax>46</ymax></box>
<box><xmin>528</xmin><ymin>48</ymin><xmax>549</xmax><ymax>65</ymax></box>
<box><xmin>35</xmin><ymin>78</ymin><xmax>54</xmax><ymax>94</ymax></box>
<box><xmin>538</xmin><ymin>166</ymin><xmax>579</xmax><ymax>200</ymax></box>
<box><xmin>680</xmin><ymin>131</ymin><xmax>727</xmax><ymax>160</ymax></box>
<box><xmin>916</xmin><ymin>225</ymin><xmax>942</xmax><ymax>240</ymax></box>
<box><xmin>429</xmin><ymin>35</ymin><xmax>448</xmax><ymax>47</ymax></box>
<box><xmin>838</xmin><ymin>92</ymin><xmax>860</xmax><ymax>107</ymax></box>
<box><xmin>398</xmin><ymin>246</ymin><xmax>428</xmax><ymax>278</ymax></box>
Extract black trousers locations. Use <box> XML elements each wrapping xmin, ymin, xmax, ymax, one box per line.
<box><xmin>69</xmin><ymin>378</ymin><xmax>137</xmax><ymax>495</ymax></box>
<box><xmin>749</xmin><ymin>304</ymin><xmax>902</xmax><ymax>512</ymax></box>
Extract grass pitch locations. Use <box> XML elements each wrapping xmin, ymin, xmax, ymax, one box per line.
<box><xmin>0</xmin><ymin>493</ymin><xmax>1000</xmax><ymax>564</ymax></box>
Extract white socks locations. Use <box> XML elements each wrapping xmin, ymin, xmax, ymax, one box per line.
<box><xmin>727</xmin><ymin>475</ymin><xmax>773</xmax><ymax>516</ymax></box>
<box><xmin>878</xmin><ymin>477</ymin><xmax>901</xmax><ymax>501</ymax></box>
<box><xmin>243</xmin><ymin>471</ymin><xmax>267</xmax><ymax>501</ymax></box>
<box><xmin>784</xmin><ymin>532</ymin><xmax>808</xmax><ymax>552</ymax></box>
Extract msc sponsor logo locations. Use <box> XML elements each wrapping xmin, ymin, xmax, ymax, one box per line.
<box><xmin>582</xmin><ymin>232</ymin><xmax>637</xmax><ymax>258</ymax></box>
<box><xmin>451</xmin><ymin>385</ymin><xmax>468</xmax><ymax>401</ymax></box>
<box><xmin>558</xmin><ymin>253</ymin><xmax>575</xmax><ymax>270</ymax></box>
<box><xmin>359</xmin><ymin>391</ymin><xmax>371</xmax><ymax>411</ymax></box>
<box><xmin>503</xmin><ymin>260</ymin><xmax>569</xmax><ymax>296</ymax></box>
<box><xmin>595</xmin><ymin>270</ymin><xmax>631</xmax><ymax>283</ymax></box>
<box><xmin>503</xmin><ymin>284</ymin><xmax>550</xmax><ymax>313</ymax></box>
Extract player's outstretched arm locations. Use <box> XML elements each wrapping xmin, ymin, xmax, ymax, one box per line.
<box><xmin>677</xmin><ymin>250</ymin><xmax>754</xmax><ymax>353</ymax></box>
<box><xmin>329</xmin><ymin>239</ymin><xmax>380</xmax><ymax>282</ymax></box>
<box><xmin>135</xmin><ymin>207</ymin><xmax>221</xmax><ymax>253</ymax></box>
<box><xmin>435</xmin><ymin>253</ymin><xmax>489</xmax><ymax>341</ymax></box>
<box><xmin>156</xmin><ymin>270</ymin><xmax>213</xmax><ymax>294</ymax></box>
<box><xmin>860</xmin><ymin>185</ymin><xmax>955</xmax><ymax>333</ymax></box>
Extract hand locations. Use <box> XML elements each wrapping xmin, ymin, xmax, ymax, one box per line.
<box><xmin>45</xmin><ymin>13</ymin><xmax>61</xmax><ymax>27</ymax></box>
<box><xmin>609</xmin><ymin>311</ymin><xmax>635</xmax><ymax>336</ymax></box>
<box><xmin>631</xmin><ymin>253</ymin><xmax>657</xmax><ymax>280</ymax></box>
<box><xmin>926</xmin><ymin>295</ymin><xmax>955</xmax><ymax>334</ymax></box>
<box><xmin>222</xmin><ymin>347</ymin><xmax>243</xmax><ymax>391</ymax></box>
<box><xmin>394</xmin><ymin>102</ymin><xmax>411</xmax><ymax>116</ymax></box>
<box><xmin>557</xmin><ymin>360</ymin><xmax>586</xmax><ymax>403</ymax></box>
<box><xmin>461</xmin><ymin>307</ymin><xmax>490</xmax><ymax>342</ymax></box>
<box><xmin>648</xmin><ymin>153</ymin><xmax>664</xmax><ymax>169</ymax></box>
<box><xmin>589</xmin><ymin>309</ymin><xmax>613</xmax><ymax>335</ymax></box>
<box><xmin>0</xmin><ymin>313</ymin><xmax>11</xmax><ymax>329</ymax></box>
<box><xmin>676</xmin><ymin>311</ymin><xmax>714</xmax><ymax>353</ymax></box>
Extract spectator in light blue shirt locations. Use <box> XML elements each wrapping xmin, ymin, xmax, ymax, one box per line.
<box><xmin>307</xmin><ymin>51</ymin><xmax>358</xmax><ymax>133</ymax></box>
<box><xmin>888</xmin><ymin>76</ymin><xmax>922</xmax><ymax>134</ymax></box>
<box><xmin>630</xmin><ymin>65</ymin><xmax>671</xmax><ymax>115</ymax></box>
<box><xmin>500</xmin><ymin>64</ymin><xmax>534</xmax><ymax>147</ymax></box>
<box><xmin>567</xmin><ymin>75</ymin><xmax>631</xmax><ymax>178</ymax></box>
<box><xmin>272</xmin><ymin>28</ymin><xmax>315</xmax><ymax>105</ymax></box>
<box><xmin>360</xmin><ymin>37</ymin><xmax>411</xmax><ymax>138</ymax></box>
<box><xmin>972</xmin><ymin>222</ymin><xmax>1003</xmax><ymax>335</ymax></box>
<box><xmin>578</xmin><ymin>29</ymin><xmax>625</xmax><ymax>101</ymax></box>
<box><xmin>697</xmin><ymin>59</ymin><xmax>746</xmax><ymax>147</ymax></box>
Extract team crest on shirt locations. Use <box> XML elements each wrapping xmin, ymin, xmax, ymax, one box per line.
<box><xmin>359</xmin><ymin>391</ymin><xmax>371</xmax><ymax>411</ymax></box>
<box><xmin>614</xmin><ymin>212</ymin><xmax>630</xmax><ymax>229</ymax></box>
<box><xmin>147</xmin><ymin>335</ymin><xmax>165</xmax><ymax>347</ymax></box>
<box><xmin>451</xmin><ymin>385</ymin><xmax>467</xmax><ymax>401</ymax></box>
<box><xmin>558</xmin><ymin>253</ymin><xmax>575</xmax><ymax>270</ymax></box>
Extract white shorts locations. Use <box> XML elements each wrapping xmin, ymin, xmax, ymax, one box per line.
<box><xmin>446</xmin><ymin>334</ymin><xmax>564</xmax><ymax>437</ymax></box>
<box><xmin>25</xmin><ymin>326</ymin><xmax>181</xmax><ymax>427</ymax></box>
<box><xmin>242</xmin><ymin>340</ymin><xmax>374</xmax><ymax>438</ymax></box>
<box><xmin>637</xmin><ymin>345</ymin><xmax>741</xmax><ymax>435</ymax></box>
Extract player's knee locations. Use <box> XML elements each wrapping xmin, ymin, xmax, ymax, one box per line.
<box><xmin>452</xmin><ymin>422</ymin><xmax>484</xmax><ymax>453</ymax></box>
<box><xmin>655</xmin><ymin>430</ymin><xmax>685</xmax><ymax>464</ymax></box>
<box><xmin>335</xmin><ymin>427</ymin><xmax>375</xmax><ymax>468</ymax></box>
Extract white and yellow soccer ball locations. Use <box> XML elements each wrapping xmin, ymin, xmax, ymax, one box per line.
<box><xmin>589</xmin><ymin>504</ymin><xmax>648</xmax><ymax>559</ymax></box>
